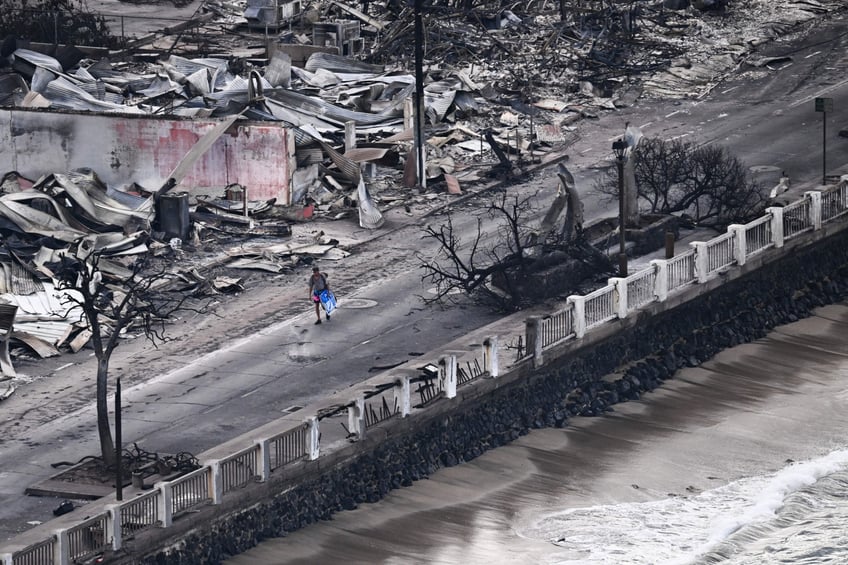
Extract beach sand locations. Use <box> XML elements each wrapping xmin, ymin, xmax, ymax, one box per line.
<box><xmin>226</xmin><ymin>302</ymin><xmax>848</xmax><ymax>565</ymax></box>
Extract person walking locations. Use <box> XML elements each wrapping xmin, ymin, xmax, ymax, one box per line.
<box><xmin>308</xmin><ymin>266</ymin><xmax>331</xmax><ymax>324</ymax></box>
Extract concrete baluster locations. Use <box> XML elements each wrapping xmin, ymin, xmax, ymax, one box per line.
<box><xmin>609</xmin><ymin>277</ymin><xmax>628</xmax><ymax>319</ymax></box>
<box><xmin>651</xmin><ymin>259</ymin><xmax>668</xmax><ymax>301</ymax></box>
<box><xmin>306</xmin><ymin>416</ymin><xmax>320</xmax><ymax>460</ymax></box>
<box><xmin>55</xmin><ymin>529</ymin><xmax>69</xmax><ymax>565</ymax></box>
<box><xmin>483</xmin><ymin>336</ymin><xmax>499</xmax><ymax>377</ymax></box>
<box><xmin>806</xmin><ymin>190</ymin><xmax>822</xmax><ymax>230</ymax></box>
<box><xmin>439</xmin><ymin>355</ymin><xmax>457</xmax><ymax>399</ymax></box>
<box><xmin>729</xmin><ymin>224</ymin><xmax>746</xmax><ymax>265</ymax></box>
<box><xmin>107</xmin><ymin>504</ymin><xmax>122</xmax><ymax>551</ymax></box>
<box><xmin>209</xmin><ymin>460</ymin><xmax>223</xmax><ymax>504</ymax></box>
<box><xmin>768</xmin><ymin>207</ymin><xmax>784</xmax><ymax>248</ymax></box>
<box><xmin>692</xmin><ymin>241</ymin><xmax>709</xmax><ymax>283</ymax></box>
<box><xmin>525</xmin><ymin>316</ymin><xmax>544</xmax><ymax>367</ymax></box>
<box><xmin>567</xmin><ymin>295</ymin><xmax>587</xmax><ymax>339</ymax></box>
<box><xmin>347</xmin><ymin>396</ymin><xmax>365</xmax><ymax>440</ymax></box>
<box><xmin>158</xmin><ymin>482</ymin><xmax>174</xmax><ymax>528</ymax></box>
<box><xmin>255</xmin><ymin>438</ymin><xmax>270</xmax><ymax>481</ymax></box>
<box><xmin>524</xmin><ymin>317</ymin><xmax>537</xmax><ymax>366</ymax></box>
<box><xmin>395</xmin><ymin>376</ymin><xmax>411</xmax><ymax>417</ymax></box>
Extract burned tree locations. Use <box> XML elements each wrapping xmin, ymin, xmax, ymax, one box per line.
<box><xmin>420</xmin><ymin>191</ymin><xmax>537</xmax><ymax>312</ymax></box>
<box><xmin>52</xmin><ymin>246</ymin><xmax>205</xmax><ymax>466</ymax></box>
<box><xmin>595</xmin><ymin>136</ymin><xmax>771</xmax><ymax>230</ymax></box>
<box><xmin>420</xmin><ymin>176</ymin><xmax>612</xmax><ymax>313</ymax></box>
<box><xmin>0</xmin><ymin>0</ymin><xmax>117</xmax><ymax>48</ymax></box>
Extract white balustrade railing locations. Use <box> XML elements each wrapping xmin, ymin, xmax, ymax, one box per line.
<box><xmin>783</xmin><ymin>196</ymin><xmax>813</xmax><ymax>239</ymax></box>
<box><xmin>170</xmin><ymin>466</ymin><xmax>214</xmax><ymax>518</ymax></box>
<box><xmin>119</xmin><ymin>489</ymin><xmax>160</xmax><ymax>540</ymax></box>
<box><xmin>625</xmin><ymin>266</ymin><xmax>657</xmax><ymax>313</ymax></box>
<box><xmin>743</xmin><ymin>214</ymin><xmax>773</xmax><ymax>258</ymax></box>
<box><xmin>267</xmin><ymin>423</ymin><xmax>309</xmax><ymax>471</ymax></box>
<box><xmin>706</xmin><ymin>231</ymin><xmax>735</xmax><ymax>274</ymax></box>
<box><xmin>822</xmin><ymin>182</ymin><xmax>848</xmax><ymax>222</ymax></box>
<box><xmin>583</xmin><ymin>284</ymin><xmax>617</xmax><ymax>330</ymax></box>
<box><xmin>4</xmin><ymin>181</ymin><xmax>848</xmax><ymax>565</ymax></box>
<box><xmin>8</xmin><ymin>537</ymin><xmax>55</xmax><ymax>565</ymax></box>
<box><xmin>66</xmin><ymin>513</ymin><xmax>110</xmax><ymax>564</ymax></box>
<box><xmin>219</xmin><ymin>445</ymin><xmax>261</xmax><ymax>494</ymax></box>
<box><xmin>539</xmin><ymin>303</ymin><xmax>575</xmax><ymax>348</ymax></box>
<box><xmin>666</xmin><ymin>248</ymin><xmax>696</xmax><ymax>292</ymax></box>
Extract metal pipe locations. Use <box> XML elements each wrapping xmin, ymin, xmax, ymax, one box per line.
<box><xmin>413</xmin><ymin>0</ymin><xmax>426</xmax><ymax>189</ymax></box>
<box><xmin>617</xmin><ymin>157</ymin><xmax>627</xmax><ymax>277</ymax></box>
<box><xmin>115</xmin><ymin>378</ymin><xmax>122</xmax><ymax>501</ymax></box>
<box><xmin>612</xmin><ymin>138</ymin><xmax>628</xmax><ymax>277</ymax></box>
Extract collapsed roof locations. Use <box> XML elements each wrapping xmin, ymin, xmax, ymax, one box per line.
<box><xmin>0</xmin><ymin>0</ymin><xmax>842</xmax><ymax>375</ymax></box>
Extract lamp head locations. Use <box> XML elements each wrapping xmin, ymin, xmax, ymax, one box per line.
<box><xmin>612</xmin><ymin>138</ymin><xmax>627</xmax><ymax>160</ymax></box>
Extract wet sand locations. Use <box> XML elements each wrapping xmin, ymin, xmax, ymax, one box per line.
<box><xmin>226</xmin><ymin>303</ymin><xmax>848</xmax><ymax>565</ymax></box>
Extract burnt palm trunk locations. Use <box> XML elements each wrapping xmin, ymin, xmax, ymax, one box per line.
<box><xmin>96</xmin><ymin>356</ymin><xmax>116</xmax><ymax>466</ymax></box>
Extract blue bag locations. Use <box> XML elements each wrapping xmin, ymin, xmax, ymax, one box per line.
<box><xmin>319</xmin><ymin>290</ymin><xmax>337</xmax><ymax>315</ymax></box>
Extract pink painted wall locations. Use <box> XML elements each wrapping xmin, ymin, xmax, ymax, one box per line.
<box><xmin>0</xmin><ymin>109</ymin><xmax>292</xmax><ymax>204</ymax></box>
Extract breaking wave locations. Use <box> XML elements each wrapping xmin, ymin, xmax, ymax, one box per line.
<box><xmin>524</xmin><ymin>449</ymin><xmax>848</xmax><ymax>565</ymax></box>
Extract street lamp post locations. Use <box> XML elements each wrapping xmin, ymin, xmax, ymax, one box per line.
<box><xmin>612</xmin><ymin>139</ymin><xmax>628</xmax><ymax>276</ymax></box>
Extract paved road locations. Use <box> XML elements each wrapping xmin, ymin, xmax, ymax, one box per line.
<box><xmin>2</xmin><ymin>9</ymin><xmax>848</xmax><ymax>547</ymax></box>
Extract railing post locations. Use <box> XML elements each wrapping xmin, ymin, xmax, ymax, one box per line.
<box><xmin>533</xmin><ymin>317</ymin><xmax>544</xmax><ymax>366</ymax></box>
<box><xmin>651</xmin><ymin>259</ymin><xmax>668</xmax><ymax>301</ymax></box>
<box><xmin>1</xmin><ymin>552</ymin><xmax>12</xmax><ymax>564</ymax></box>
<box><xmin>209</xmin><ymin>460</ymin><xmax>223</xmax><ymax>504</ymax></box>
<box><xmin>107</xmin><ymin>504</ymin><xmax>123</xmax><ymax>551</ymax></box>
<box><xmin>806</xmin><ymin>190</ymin><xmax>822</xmax><ymax>230</ymax></box>
<box><xmin>482</xmin><ymin>336</ymin><xmax>499</xmax><ymax>377</ymax></box>
<box><xmin>524</xmin><ymin>316</ymin><xmax>542</xmax><ymax>367</ymax></box>
<box><xmin>158</xmin><ymin>481</ymin><xmax>174</xmax><ymax>528</ymax></box>
<box><xmin>306</xmin><ymin>417</ymin><xmax>320</xmax><ymax>460</ymax></box>
<box><xmin>609</xmin><ymin>277</ymin><xmax>627</xmax><ymax>319</ymax></box>
<box><xmin>347</xmin><ymin>396</ymin><xmax>365</xmax><ymax>440</ymax></box>
<box><xmin>567</xmin><ymin>295</ymin><xmax>587</xmax><ymax>339</ymax></box>
<box><xmin>692</xmin><ymin>241</ymin><xmax>709</xmax><ymax>283</ymax></box>
<box><xmin>768</xmin><ymin>207</ymin><xmax>784</xmax><ymax>248</ymax></box>
<box><xmin>255</xmin><ymin>438</ymin><xmax>271</xmax><ymax>481</ymax></box>
<box><xmin>439</xmin><ymin>355</ymin><xmax>457</xmax><ymax>399</ymax></box>
<box><xmin>395</xmin><ymin>376</ymin><xmax>411</xmax><ymax>416</ymax></box>
<box><xmin>729</xmin><ymin>224</ymin><xmax>746</xmax><ymax>265</ymax></box>
<box><xmin>55</xmin><ymin>529</ymin><xmax>69</xmax><ymax>565</ymax></box>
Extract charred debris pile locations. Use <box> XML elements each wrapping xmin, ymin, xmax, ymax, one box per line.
<box><xmin>2</xmin><ymin>0</ymin><xmax>835</xmax><ymax>201</ymax></box>
<box><xmin>0</xmin><ymin>0</ymin><xmax>840</xmax><ymax>376</ymax></box>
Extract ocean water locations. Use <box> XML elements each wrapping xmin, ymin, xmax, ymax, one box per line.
<box><xmin>226</xmin><ymin>304</ymin><xmax>848</xmax><ymax>565</ymax></box>
<box><xmin>523</xmin><ymin>449</ymin><xmax>848</xmax><ymax>565</ymax></box>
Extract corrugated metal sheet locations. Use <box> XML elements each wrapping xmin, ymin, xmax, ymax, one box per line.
<box><xmin>304</xmin><ymin>52</ymin><xmax>384</xmax><ymax>74</ymax></box>
<box><xmin>0</xmin><ymin>262</ymin><xmax>43</xmax><ymax>295</ymax></box>
<box><xmin>12</xmin><ymin>49</ymin><xmax>63</xmax><ymax>74</ymax></box>
<box><xmin>44</xmin><ymin>76</ymin><xmax>144</xmax><ymax>113</ymax></box>
<box><xmin>266</xmin><ymin>88</ymin><xmax>404</xmax><ymax>127</ymax></box>
<box><xmin>12</xmin><ymin>321</ymin><xmax>73</xmax><ymax>346</ymax></box>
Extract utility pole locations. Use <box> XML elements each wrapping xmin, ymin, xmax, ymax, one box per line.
<box><xmin>413</xmin><ymin>0</ymin><xmax>426</xmax><ymax>190</ymax></box>
<box><xmin>613</xmin><ymin>139</ymin><xmax>628</xmax><ymax>276</ymax></box>
<box><xmin>115</xmin><ymin>378</ymin><xmax>123</xmax><ymax>501</ymax></box>
<box><xmin>815</xmin><ymin>97</ymin><xmax>833</xmax><ymax>185</ymax></box>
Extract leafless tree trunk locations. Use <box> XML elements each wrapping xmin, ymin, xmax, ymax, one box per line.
<box><xmin>594</xmin><ymin>136</ymin><xmax>770</xmax><ymax>230</ymax></box>
<box><xmin>420</xmin><ymin>186</ymin><xmax>609</xmax><ymax>312</ymax></box>
<box><xmin>55</xmin><ymin>250</ymin><xmax>205</xmax><ymax>466</ymax></box>
<box><xmin>420</xmin><ymin>191</ymin><xmax>540</xmax><ymax>312</ymax></box>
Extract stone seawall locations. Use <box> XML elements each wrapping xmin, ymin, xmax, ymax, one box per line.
<box><xmin>127</xmin><ymin>228</ymin><xmax>848</xmax><ymax>565</ymax></box>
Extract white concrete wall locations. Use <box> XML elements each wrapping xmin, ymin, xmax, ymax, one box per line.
<box><xmin>0</xmin><ymin>108</ymin><xmax>292</xmax><ymax>204</ymax></box>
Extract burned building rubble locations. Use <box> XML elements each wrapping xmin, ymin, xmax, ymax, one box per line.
<box><xmin>0</xmin><ymin>0</ymin><xmax>841</xmax><ymax>378</ymax></box>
